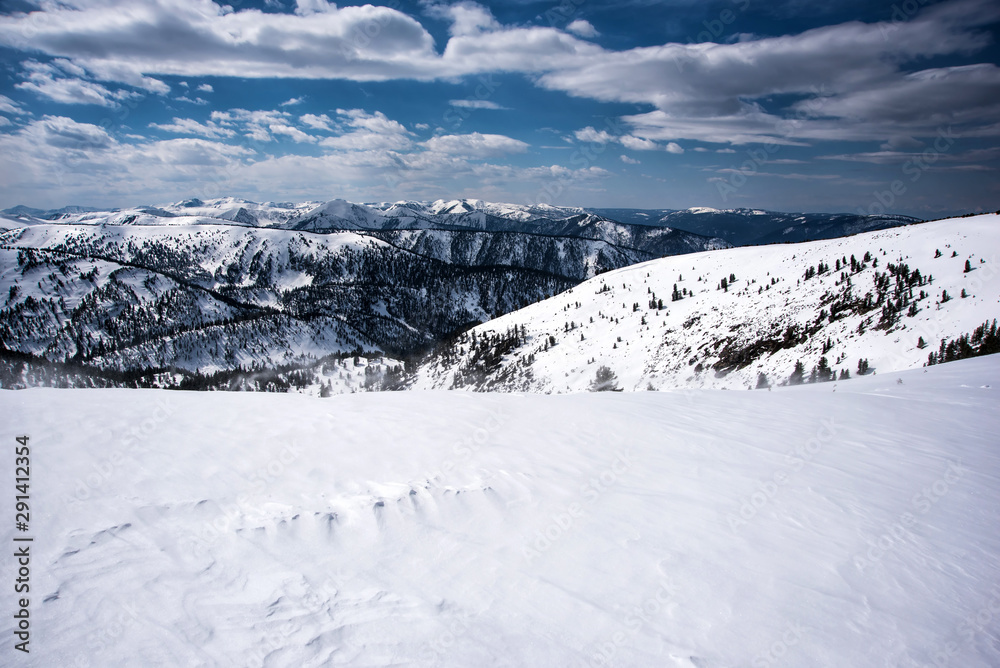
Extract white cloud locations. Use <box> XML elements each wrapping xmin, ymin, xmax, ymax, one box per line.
<box><xmin>269</xmin><ymin>123</ymin><xmax>316</xmax><ymax>143</ymax></box>
<box><xmin>574</xmin><ymin>126</ymin><xmax>614</xmax><ymax>143</ymax></box>
<box><xmin>176</xmin><ymin>96</ymin><xmax>209</xmax><ymax>105</ymax></box>
<box><xmin>15</xmin><ymin>70</ymin><xmax>132</xmax><ymax>107</ymax></box>
<box><xmin>0</xmin><ymin>116</ymin><xmax>253</xmax><ymax>204</ymax></box>
<box><xmin>620</xmin><ymin>135</ymin><xmax>659</xmax><ymax>151</ymax></box>
<box><xmin>0</xmin><ymin>116</ymin><xmax>11</xmax><ymax>127</ymax></box>
<box><xmin>320</xmin><ymin>109</ymin><xmax>414</xmax><ymax>151</ymax></box>
<box><xmin>429</xmin><ymin>2</ymin><xmax>501</xmax><ymax>37</ymax></box>
<box><xmin>448</xmin><ymin>99</ymin><xmax>506</xmax><ymax>110</ymax></box>
<box><xmin>51</xmin><ymin>58</ymin><xmax>87</xmax><ymax>79</ymax></box>
<box><xmin>0</xmin><ymin>95</ymin><xmax>23</xmax><ymax>115</ymax></box>
<box><xmin>149</xmin><ymin>117</ymin><xmax>236</xmax><ymax>139</ymax></box>
<box><xmin>620</xmin><ymin>155</ymin><xmax>640</xmax><ymax>164</ymax></box>
<box><xmin>295</xmin><ymin>0</ymin><xmax>334</xmax><ymax>16</ymax></box>
<box><xmin>300</xmin><ymin>113</ymin><xmax>334</xmax><ymax>131</ymax></box>
<box><xmin>208</xmin><ymin>108</ymin><xmax>319</xmax><ymax>143</ymax></box>
<box><xmin>21</xmin><ymin>115</ymin><xmax>114</xmax><ymax>150</ymax></box>
<box><xmin>576</xmin><ymin>127</ymin><xmax>668</xmax><ymax>151</ymax></box>
<box><xmin>422</xmin><ymin>132</ymin><xmax>529</xmax><ymax>157</ymax></box>
<box><xmin>0</xmin><ymin>2</ymin><xmax>441</xmax><ymax>84</ymax></box>
<box><xmin>566</xmin><ymin>20</ymin><xmax>599</xmax><ymax>38</ymax></box>
<box><xmin>280</xmin><ymin>97</ymin><xmax>305</xmax><ymax>107</ymax></box>
<box><xmin>196</xmin><ymin>83</ymin><xmax>214</xmax><ymax>93</ymax></box>
<box><xmin>665</xmin><ymin>142</ymin><xmax>684</xmax><ymax>154</ymax></box>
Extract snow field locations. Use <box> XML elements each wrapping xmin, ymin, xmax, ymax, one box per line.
<box><xmin>1</xmin><ymin>354</ymin><xmax>999</xmax><ymax>666</ymax></box>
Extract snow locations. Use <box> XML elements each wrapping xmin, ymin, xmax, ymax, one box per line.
<box><xmin>2</xmin><ymin>355</ymin><xmax>999</xmax><ymax>666</ymax></box>
<box><xmin>412</xmin><ymin>215</ymin><xmax>1000</xmax><ymax>392</ymax></box>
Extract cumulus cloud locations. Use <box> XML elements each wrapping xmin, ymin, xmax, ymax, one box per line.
<box><xmin>428</xmin><ymin>2</ymin><xmax>501</xmax><ymax>37</ymax></box>
<box><xmin>269</xmin><ymin>122</ymin><xmax>316</xmax><ymax>143</ymax></box>
<box><xmin>320</xmin><ymin>109</ymin><xmax>414</xmax><ymax>151</ymax></box>
<box><xmin>575</xmin><ymin>127</ymin><xmax>672</xmax><ymax>151</ymax></box>
<box><xmin>196</xmin><ymin>83</ymin><xmax>214</xmax><ymax>93</ymax></box>
<box><xmin>422</xmin><ymin>132</ymin><xmax>529</xmax><ymax>157</ymax></box>
<box><xmin>149</xmin><ymin>117</ymin><xmax>236</xmax><ymax>139</ymax></box>
<box><xmin>0</xmin><ymin>111</ymin><xmax>603</xmax><ymax>208</ymax></box>
<box><xmin>566</xmin><ymin>20</ymin><xmax>599</xmax><ymax>38</ymax></box>
<box><xmin>574</xmin><ymin>127</ymin><xmax>614</xmax><ymax>143</ymax></box>
<box><xmin>207</xmin><ymin>108</ymin><xmax>318</xmax><ymax>143</ymax></box>
<box><xmin>0</xmin><ymin>0</ymin><xmax>995</xmax><ymax>152</ymax></box>
<box><xmin>300</xmin><ymin>113</ymin><xmax>334</xmax><ymax>131</ymax></box>
<box><xmin>21</xmin><ymin>115</ymin><xmax>114</xmax><ymax>150</ymax></box>
<box><xmin>16</xmin><ymin>69</ymin><xmax>133</xmax><ymax>107</ymax></box>
<box><xmin>280</xmin><ymin>97</ymin><xmax>305</xmax><ymax>107</ymax></box>
<box><xmin>0</xmin><ymin>1</ymin><xmax>440</xmax><ymax>83</ymax></box>
<box><xmin>294</xmin><ymin>0</ymin><xmax>335</xmax><ymax>16</ymax></box>
<box><xmin>620</xmin><ymin>135</ymin><xmax>659</xmax><ymax>151</ymax></box>
<box><xmin>620</xmin><ymin>155</ymin><xmax>640</xmax><ymax>164</ymax></box>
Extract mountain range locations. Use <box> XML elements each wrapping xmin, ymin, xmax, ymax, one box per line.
<box><xmin>0</xmin><ymin>196</ymin><xmax>961</xmax><ymax>392</ymax></box>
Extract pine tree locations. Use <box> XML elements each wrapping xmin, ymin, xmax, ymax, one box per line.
<box><xmin>964</xmin><ymin>259</ymin><xmax>973</xmax><ymax>273</ymax></box>
<box><xmin>816</xmin><ymin>356</ymin><xmax>832</xmax><ymax>382</ymax></box>
<box><xmin>789</xmin><ymin>360</ymin><xmax>805</xmax><ymax>385</ymax></box>
<box><xmin>591</xmin><ymin>365</ymin><xmax>620</xmax><ymax>392</ymax></box>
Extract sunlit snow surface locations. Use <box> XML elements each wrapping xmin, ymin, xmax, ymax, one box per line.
<box><xmin>2</xmin><ymin>356</ymin><xmax>1000</xmax><ymax>667</ymax></box>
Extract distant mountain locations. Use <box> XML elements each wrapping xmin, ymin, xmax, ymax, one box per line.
<box><xmin>409</xmin><ymin>214</ymin><xmax>999</xmax><ymax>392</ymax></box>
<box><xmin>0</xmin><ymin>196</ymin><xmax>941</xmax><ymax>392</ymax></box>
<box><xmin>1</xmin><ymin>204</ymin><xmax>105</xmax><ymax>220</ymax></box>
<box><xmin>587</xmin><ymin>207</ymin><xmax>921</xmax><ymax>246</ymax></box>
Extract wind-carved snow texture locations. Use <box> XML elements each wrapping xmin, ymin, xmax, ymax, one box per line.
<box><xmin>412</xmin><ymin>214</ymin><xmax>1000</xmax><ymax>392</ymax></box>
<box><xmin>2</xmin><ymin>355</ymin><xmax>999</xmax><ymax>666</ymax></box>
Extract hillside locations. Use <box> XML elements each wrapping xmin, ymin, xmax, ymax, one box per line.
<box><xmin>0</xmin><ymin>221</ymin><xmax>574</xmax><ymax>374</ymax></box>
<box><xmin>587</xmin><ymin>206</ymin><xmax>920</xmax><ymax>245</ymax></box>
<box><xmin>410</xmin><ymin>214</ymin><xmax>1000</xmax><ymax>392</ymax></box>
<box><xmin>3</xmin><ymin>355</ymin><xmax>998</xmax><ymax>666</ymax></box>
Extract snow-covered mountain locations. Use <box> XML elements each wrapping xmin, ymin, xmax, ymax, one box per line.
<box><xmin>0</xmin><ymin>197</ymin><xmax>968</xmax><ymax>392</ymax></box>
<box><xmin>0</xmin><ymin>221</ymin><xmax>580</xmax><ymax>375</ymax></box>
<box><xmin>410</xmin><ymin>214</ymin><xmax>1000</xmax><ymax>392</ymax></box>
<box><xmin>588</xmin><ymin>206</ymin><xmax>922</xmax><ymax>246</ymax></box>
<box><xmin>285</xmin><ymin>198</ymin><xmax>732</xmax><ymax>261</ymax></box>
<box><xmin>4</xmin><ymin>354</ymin><xmax>999</xmax><ymax>666</ymax></box>
<box><xmin>0</xmin><ymin>197</ymin><xmax>733</xmax><ymax>381</ymax></box>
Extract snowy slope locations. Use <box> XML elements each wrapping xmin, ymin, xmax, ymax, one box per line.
<box><xmin>2</xmin><ymin>355</ymin><xmax>999</xmax><ymax>666</ymax></box>
<box><xmin>0</xmin><ymin>223</ymin><xmax>402</xmax><ymax>368</ymax></box>
<box><xmin>588</xmin><ymin>206</ymin><xmax>921</xmax><ymax>246</ymax></box>
<box><xmin>411</xmin><ymin>214</ymin><xmax>1000</xmax><ymax>392</ymax></box>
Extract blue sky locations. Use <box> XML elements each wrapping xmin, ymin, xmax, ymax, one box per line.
<box><xmin>0</xmin><ymin>0</ymin><xmax>998</xmax><ymax>217</ymax></box>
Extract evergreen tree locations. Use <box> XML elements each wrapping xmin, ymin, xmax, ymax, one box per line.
<box><xmin>789</xmin><ymin>360</ymin><xmax>805</xmax><ymax>385</ymax></box>
<box><xmin>591</xmin><ymin>365</ymin><xmax>620</xmax><ymax>392</ymax></box>
<box><xmin>816</xmin><ymin>356</ymin><xmax>832</xmax><ymax>382</ymax></box>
